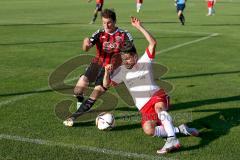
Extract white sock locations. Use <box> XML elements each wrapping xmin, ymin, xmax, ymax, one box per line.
<box><xmin>154</xmin><ymin>125</ymin><xmax>180</xmax><ymax>137</ymax></box>
<box><xmin>158</xmin><ymin>111</ymin><xmax>176</xmax><ymax>137</ymax></box>
<box><xmin>208</xmin><ymin>8</ymin><xmax>212</xmax><ymax>15</ymax></box>
<box><xmin>136</xmin><ymin>3</ymin><xmax>142</xmax><ymax>12</ymax></box>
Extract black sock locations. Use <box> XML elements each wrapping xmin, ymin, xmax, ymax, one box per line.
<box><xmin>76</xmin><ymin>94</ymin><xmax>84</xmax><ymax>103</ymax></box>
<box><xmin>179</xmin><ymin>17</ymin><xmax>182</xmax><ymax>22</ymax></box>
<box><xmin>179</xmin><ymin>15</ymin><xmax>184</xmax><ymax>25</ymax></box>
<box><xmin>181</xmin><ymin>14</ymin><xmax>185</xmax><ymax>22</ymax></box>
<box><xmin>84</xmin><ymin>98</ymin><xmax>96</xmax><ymax>108</ymax></box>
<box><xmin>92</xmin><ymin>14</ymin><xmax>97</xmax><ymax>22</ymax></box>
<box><xmin>71</xmin><ymin>98</ymin><xmax>96</xmax><ymax>119</ymax></box>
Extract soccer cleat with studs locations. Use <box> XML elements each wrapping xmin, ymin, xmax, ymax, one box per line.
<box><xmin>157</xmin><ymin>137</ymin><xmax>180</xmax><ymax>154</ymax></box>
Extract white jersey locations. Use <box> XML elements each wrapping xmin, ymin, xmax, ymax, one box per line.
<box><xmin>111</xmin><ymin>48</ymin><xmax>160</xmax><ymax>110</ymax></box>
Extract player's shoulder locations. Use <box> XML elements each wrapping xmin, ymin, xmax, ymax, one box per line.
<box><xmin>117</xmin><ymin>28</ymin><xmax>130</xmax><ymax>34</ymax></box>
<box><xmin>115</xmin><ymin>65</ymin><xmax>124</xmax><ymax>71</ymax></box>
<box><xmin>111</xmin><ymin>65</ymin><xmax>124</xmax><ymax>77</ymax></box>
<box><xmin>138</xmin><ymin>49</ymin><xmax>154</xmax><ymax>63</ymax></box>
<box><xmin>91</xmin><ymin>28</ymin><xmax>105</xmax><ymax>37</ymax></box>
<box><xmin>116</xmin><ymin>65</ymin><xmax>126</xmax><ymax>72</ymax></box>
<box><xmin>117</xmin><ymin>28</ymin><xmax>133</xmax><ymax>41</ymax></box>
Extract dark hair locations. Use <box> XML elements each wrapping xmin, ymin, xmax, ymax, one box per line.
<box><xmin>101</xmin><ymin>9</ymin><xmax>116</xmax><ymax>23</ymax></box>
<box><xmin>120</xmin><ymin>45</ymin><xmax>137</xmax><ymax>56</ymax></box>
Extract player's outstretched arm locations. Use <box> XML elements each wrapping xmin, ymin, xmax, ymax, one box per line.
<box><xmin>82</xmin><ymin>37</ymin><xmax>93</xmax><ymax>51</ymax></box>
<box><xmin>130</xmin><ymin>17</ymin><xmax>157</xmax><ymax>55</ymax></box>
<box><xmin>103</xmin><ymin>64</ymin><xmax>113</xmax><ymax>88</ymax></box>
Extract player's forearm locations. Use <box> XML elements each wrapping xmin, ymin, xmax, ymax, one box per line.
<box><xmin>103</xmin><ymin>72</ymin><xmax>111</xmax><ymax>88</ymax></box>
<box><xmin>82</xmin><ymin>38</ymin><xmax>93</xmax><ymax>51</ymax></box>
<box><xmin>82</xmin><ymin>45</ymin><xmax>89</xmax><ymax>51</ymax></box>
<box><xmin>82</xmin><ymin>44</ymin><xmax>92</xmax><ymax>51</ymax></box>
<box><xmin>136</xmin><ymin>25</ymin><xmax>157</xmax><ymax>49</ymax></box>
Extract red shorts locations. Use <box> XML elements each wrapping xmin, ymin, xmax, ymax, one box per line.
<box><xmin>208</xmin><ymin>1</ymin><xmax>214</xmax><ymax>8</ymax></box>
<box><xmin>140</xmin><ymin>89</ymin><xmax>170</xmax><ymax>127</ymax></box>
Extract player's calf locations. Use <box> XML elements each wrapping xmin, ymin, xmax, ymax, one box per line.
<box><xmin>72</xmin><ymin>98</ymin><xmax>96</xmax><ymax>118</ymax></box>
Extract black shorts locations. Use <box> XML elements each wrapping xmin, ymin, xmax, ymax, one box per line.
<box><xmin>84</xmin><ymin>62</ymin><xmax>105</xmax><ymax>86</ymax></box>
<box><xmin>96</xmin><ymin>3</ymin><xmax>103</xmax><ymax>11</ymax></box>
<box><xmin>176</xmin><ymin>4</ymin><xmax>185</xmax><ymax>12</ymax></box>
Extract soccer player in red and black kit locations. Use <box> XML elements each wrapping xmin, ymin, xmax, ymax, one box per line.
<box><xmin>63</xmin><ymin>9</ymin><xmax>134</xmax><ymax>126</ymax></box>
<box><xmin>88</xmin><ymin>0</ymin><xmax>104</xmax><ymax>24</ymax></box>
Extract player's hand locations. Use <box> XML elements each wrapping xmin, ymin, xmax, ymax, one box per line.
<box><xmin>131</xmin><ymin>16</ymin><xmax>141</xmax><ymax>28</ymax></box>
<box><xmin>105</xmin><ymin>64</ymin><xmax>113</xmax><ymax>73</ymax></box>
<box><xmin>83</xmin><ymin>38</ymin><xmax>92</xmax><ymax>51</ymax></box>
<box><xmin>83</xmin><ymin>38</ymin><xmax>91</xmax><ymax>46</ymax></box>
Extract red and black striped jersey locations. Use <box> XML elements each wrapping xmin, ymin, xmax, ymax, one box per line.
<box><xmin>89</xmin><ymin>28</ymin><xmax>134</xmax><ymax>67</ymax></box>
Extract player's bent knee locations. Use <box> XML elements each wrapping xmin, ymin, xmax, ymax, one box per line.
<box><xmin>79</xmin><ymin>75</ymin><xmax>89</xmax><ymax>83</ymax></box>
<box><xmin>74</xmin><ymin>86</ymin><xmax>84</xmax><ymax>95</ymax></box>
<box><xmin>143</xmin><ymin>122</ymin><xmax>155</xmax><ymax>136</ymax></box>
<box><xmin>154</xmin><ymin>102</ymin><xmax>167</xmax><ymax>113</ymax></box>
<box><xmin>94</xmin><ymin>85</ymin><xmax>106</xmax><ymax>92</ymax></box>
<box><xmin>178</xmin><ymin>11</ymin><xmax>182</xmax><ymax>16</ymax></box>
<box><xmin>74</xmin><ymin>76</ymin><xmax>89</xmax><ymax>95</ymax></box>
<box><xmin>143</xmin><ymin>127</ymin><xmax>155</xmax><ymax>136</ymax></box>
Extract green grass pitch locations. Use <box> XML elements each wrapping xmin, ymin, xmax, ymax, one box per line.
<box><xmin>0</xmin><ymin>0</ymin><xmax>239</xmax><ymax>159</ymax></box>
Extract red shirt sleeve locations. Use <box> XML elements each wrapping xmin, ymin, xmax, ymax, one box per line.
<box><xmin>146</xmin><ymin>47</ymin><xmax>155</xmax><ymax>59</ymax></box>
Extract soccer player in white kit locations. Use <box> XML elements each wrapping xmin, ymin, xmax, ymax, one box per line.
<box><xmin>206</xmin><ymin>0</ymin><xmax>216</xmax><ymax>16</ymax></box>
<box><xmin>103</xmin><ymin>17</ymin><xmax>199</xmax><ymax>154</ymax></box>
<box><xmin>136</xmin><ymin>0</ymin><xmax>143</xmax><ymax>13</ymax></box>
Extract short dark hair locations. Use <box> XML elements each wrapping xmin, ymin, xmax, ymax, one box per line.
<box><xmin>101</xmin><ymin>9</ymin><xmax>116</xmax><ymax>22</ymax></box>
<box><xmin>120</xmin><ymin>45</ymin><xmax>137</xmax><ymax>56</ymax></box>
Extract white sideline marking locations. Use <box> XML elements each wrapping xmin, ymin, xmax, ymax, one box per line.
<box><xmin>0</xmin><ymin>95</ymin><xmax>32</xmax><ymax>107</ymax></box>
<box><xmin>0</xmin><ymin>134</ymin><xmax>172</xmax><ymax>160</ymax></box>
<box><xmin>0</xmin><ymin>33</ymin><xmax>219</xmax><ymax>108</ymax></box>
<box><xmin>144</xmin><ymin>28</ymin><xmax>214</xmax><ymax>35</ymax></box>
<box><xmin>157</xmin><ymin>33</ymin><xmax>219</xmax><ymax>54</ymax></box>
